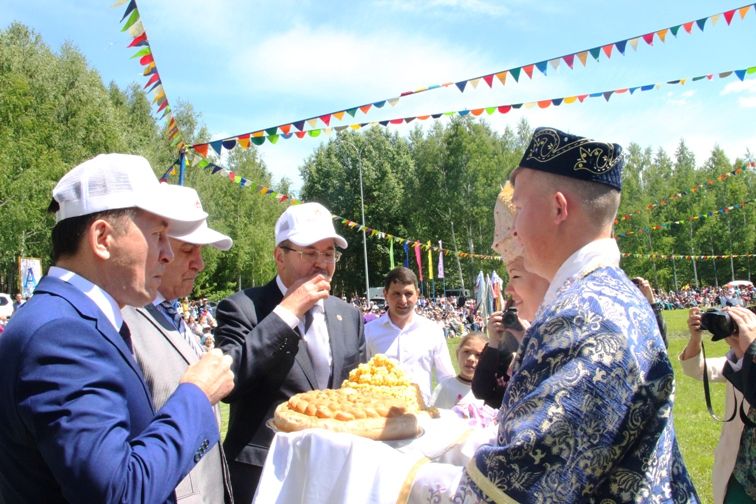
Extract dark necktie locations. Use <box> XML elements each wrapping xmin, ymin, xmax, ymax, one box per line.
<box><xmin>160</xmin><ymin>300</ymin><xmax>203</xmax><ymax>357</ymax></box>
<box><xmin>304</xmin><ymin>309</ymin><xmax>314</xmax><ymax>334</ymax></box>
<box><xmin>119</xmin><ymin>322</ymin><xmax>133</xmax><ymax>353</ymax></box>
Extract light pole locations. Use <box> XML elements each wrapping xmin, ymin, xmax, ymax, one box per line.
<box><xmin>344</xmin><ymin>138</ymin><xmax>371</xmax><ymax>301</ymax></box>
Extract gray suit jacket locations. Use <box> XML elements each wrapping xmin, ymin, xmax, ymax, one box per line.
<box><xmin>123</xmin><ymin>304</ymin><xmax>233</xmax><ymax>504</ymax></box>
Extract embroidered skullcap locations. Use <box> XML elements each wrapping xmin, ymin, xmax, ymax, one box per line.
<box><xmin>518</xmin><ymin>127</ymin><xmax>624</xmax><ymax>191</ymax></box>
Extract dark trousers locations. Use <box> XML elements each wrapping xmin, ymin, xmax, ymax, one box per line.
<box><xmin>229</xmin><ymin>460</ymin><xmax>263</xmax><ymax>504</ymax></box>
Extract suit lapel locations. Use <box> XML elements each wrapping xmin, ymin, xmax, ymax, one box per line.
<box><xmin>143</xmin><ymin>304</ymin><xmax>197</xmax><ymax>364</ymax></box>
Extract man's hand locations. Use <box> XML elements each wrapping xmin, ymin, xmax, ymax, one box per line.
<box><xmin>180</xmin><ymin>349</ymin><xmax>235</xmax><ymax>405</ymax></box>
<box><xmin>279</xmin><ymin>274</ymin><xmax>331</xmax><ymax>318</ymax></box>
<box><xmin>726</xmin><ymin>306</ymin><xmax>756</xmax><ymax>356</ymax></box>
<box><xmin>486</xmin><ymin>311</ymin><xmax>506</xmax><ymax>347</ymax></box>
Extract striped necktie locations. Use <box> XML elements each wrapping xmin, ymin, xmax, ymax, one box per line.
<box><xmin>160</xmin><ymin>300</ymin><xmax>203</xmax><ymax>357</ymax></box>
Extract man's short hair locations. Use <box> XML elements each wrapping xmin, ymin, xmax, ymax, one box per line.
<box><xmin>47</xmin><ymin>199</ymin><xmax>136</xmax><ymax>263</ymax></box>
<box><xmin>383</xmin><ymin>266</ymin><xmax>418</xmax><ymax>291</ymax></box>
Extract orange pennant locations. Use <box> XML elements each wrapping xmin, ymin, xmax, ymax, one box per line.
<box><xmin>522</xmin><ymin>64</ymin><xmax>535</xmax><ymax>78</ymax></box>
<box><xmin>495</xmin><ymin>71</ymin><xmax>507</xmax><ymax>85</ymax></box>
<box><xmin>740</xmin><ymin>6</ymin><xmax>752</xmax><ymax>19</ymax></box>
<box><xmin>577</xmin><ymin>52</ymin><xmax>588</xmax><ymax>66</ymax></box>
<box><xmin>657</xmin><ymin>28</ymin><xmax>668</xmax><ymax>42</ymax></box>
<box><xmin>280</xmin><ymin>124</ymin><xmax>292</xmax><ymax>135</ymax></box>
<box><xmin>601</xmin><ymin>44</ymin><xmax>613</xmax><ymax>57</ymax></box>
<box><xmin>193</xmin><ymin>144</ymin><xmax>209</xmax><ymax>157</ymax></box>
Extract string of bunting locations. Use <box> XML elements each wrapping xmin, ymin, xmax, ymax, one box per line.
<box><xmin>114</xmin><ymin>0</ymin><xmax>185</xmax><ymax>149</ymax></box>
<box><xmin>621</xmin><ymin>252</ymin><xmax>756</xmax><ymax>260</ymax></box>
<box><xmin>169</xmin><ymin>158</ymin><xmax>501</xmax><ymax>261</ymax></box>
<box><xmin>191</xmin><ymin>65</ymin><xmax>756</xmax><ymax>155</ymax></box>
<box><xmin>616</xmin><ymin>198</ymin><xmax>755</xmax><ymax>238</ymax></box>
<box><xmin>615</xmin><ymin>159</ymin><xmax>756</xmax><ymax>223</ymax></box>
<box><xmin>189</xmin><ymin>3</ymin><xmax>755</xmax><ymax>151</ymax></box>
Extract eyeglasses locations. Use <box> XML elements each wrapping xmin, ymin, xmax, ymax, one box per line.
<box><xmin>280</xmin><ymin>246</ymin><xmax>342</xmax><ymax>263</ymax></box>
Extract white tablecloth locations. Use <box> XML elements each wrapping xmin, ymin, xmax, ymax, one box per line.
<box><xmin>254</xmin><ymin>412</ymin><xmax>496</xmax><ymax>504</ymax></box>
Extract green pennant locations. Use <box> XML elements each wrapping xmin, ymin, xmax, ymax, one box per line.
<box><xmin>346</xmin><ymin>108</ymin><xmax>358</xmax><ymax>117</ymax></box>
<box><xmin>268</xmin><ymin>134</ymin><xmax>279</xmax><ymax>144</ymax></box>
<box><xmin>251</xmin><ymin>137</ymin><xmax>265</xmax><ymax>146</ymax></box>
<box><xmin>265</xmin><ymin>127</ymin><xmax>278</xmax><ymax>136</ymax></box>
<box><xmin>197</xmin><ymin>159</ymin><xmax>209</xmax><ymax>168</ymax></box>
<box><xmin>485</xmin><ymin>107</ymin><xmax>496</xmax><ymax>115</ymax></box>
<box><xmin>510</xmin><ymin>67</ymin><xmax>521</xmax><ymax>82</ymax></box>
<box><xmin>589</xmin><ymin>47</ymin><xmax>601</xmax><ymax>61</ymax></box>
<box><xmin>130</xmin><ymin>47</ymin><xmax>151</xmax><ymax>59</ymax></box>
<box><xmin>670</xmin><ymin>25</ymin><xmax>680</xmax><ymax>37</ymax></box>
<box><xmin>121</xmin><ymin>10</ymin><xmax>140</xmax><ymax>32</ymax></box>
<box><xmin>308</xmin><ymin>130</ymin><xmax>321</xmax><ymax>137</ymax></box>
<box><xmin>748</xmin><ymin>66</ymin><xmax>756</xmax><ymax>75</ymax></box>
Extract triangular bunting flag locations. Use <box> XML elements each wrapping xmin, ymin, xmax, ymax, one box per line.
<box><xmin>238</xmin><ymin>135</ymin><xmax>250</xmax><ymax>150</ymax></box>
<box><xmin>577</xmin><ymin>52</ymin><xmax>588</xmax><ymax>66</ymax></box>
<box><xmin>346</xmin><ymin>108</ymin><xmax>357</xmax><ymax>117</ymax></box>
<box><xmin>588</xmin><ymin>47</ymin><xmax>601</xmax><ymax>61</ymax></box>
<box><xmin>306</xmin><ymin>118</ymin><xmax>318</xmax><ymax>128</ymax></box>
<box><xmin>683</xmin><ymin>21</ymin><xmax>694</xmax><ymax>33</ymax></box>
<box><xmin>222</xmin><ymin>139</ymin><xmax>236</xmax><ymax>151</ymax></box>
<box><xmin>522</xmin><ymin>64</ymin><xmax>535</xmax><ymax>78</ymax></box>
<box><xmin>549</xmin><ymin>58</ymin><xmax>560</xmax><ymax>70</ymax></box>
<box><xmin>695</xmin><ymin>17</ymin><xmax>707</xmax><ymax>31</ymax></box>
<box><xmin>293</xmin><ymin>120</ymin><xmax>305</xmax><ymax>131</ymax></box>
<box><xmin>193</xmin><ymin>144</ymin><xmax>209</xmax><ymax>157</ymax></box>
<box><xmin>563</xmin><ymin>54</ymin><xmax>575</xmax><ymax>68</ymax></box>
<box><xmin>333</xmin><ymin>111</ymin><xmax>345</xmax><ymax>120</ymax></box>
<box><xmin>359</xmin><ymin>104</ymin><xmax>372</xmax><ymax>114</ymax></box>
<box><xmin>739</xmin><ymin>6</ymin><xmax>751</xmax><ymax>19</ymax></box>
<box><xmin>495</xmin><ymin>71</ymin><xmax>507</xmax><ymax>85</ymax></box>
<box><xmin>483</xmin><ymin>74</ymin><xmax>494</xmax><ymax>87</ymax></box>
<box><xmin>601</xmin><ymin>44</ymin><xmax>613</xmax><ymax>58</ymax></box>
<box><xmin>510</xmin><ymin>67</ymin><xmax>521</xmax><ymax>81</ymax></box>
<box><xmin>469</xmin><ymin>78</ymin><xmax>480</xmax><ymax>88</ymax></box>
<box><xmin>657</xmin><ymin>28</ymin><xmax>668</xmax><ymax>42</ymax></box>
<box><xmin>629</xmin><ymin>38</ymin><xmax>639</xmax><ymax>50</ymax></box>
<box><xmin>455</xmin><ymin>80</ymin><xmax>467</xmax><ymax>92</ymax></box>
<box><xmin>670</xmin><ymin>25</ymin><xmax>681</xmax><ymax>36</ymax></box>
<box><xmin>615</xmin><ymin>40</ymin><xmax>628</xmax><ymax>54</ymax></box>
<box><xmin>724</xmin><ymin>9</ymin><xmax>736</xmax><ymax>24</ymax></box>
<box><xmin>388</xmin><ymin>98</ymin><xmax>400</xmax><ymax>106</ymax></box>
<box><xmin>535</xmin><ymin>61</ymin><xmax>548</xmax><ymax>75</ymax></box>
<box><xmin>642</xmin><ymin>32</ymin><xmax>654</xmax><ymax>45</ymax></box>
<box><xmin>209</xmin><ymin>140</ymin><xmax>223</xmax><ymax>155</ymax></box>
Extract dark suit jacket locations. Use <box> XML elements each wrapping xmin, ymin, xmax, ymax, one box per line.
<box><xmin>123</xmin><ymin>304</ymin><xmax>233</xmax><ymax>503</ymax></box>
<box><xmin>215</xmin><ymin>278</ymin><xmax>366</xmax><ymax>468</ymax></box>
<box><xmin>0</xmin><ymin>276</ymin><xmax>219</xmax><ymax>503</ymax></box>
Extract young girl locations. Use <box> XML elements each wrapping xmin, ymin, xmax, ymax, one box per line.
<box><xmin>430</xmin><ymin>332</ymin><xmax>487</xmax><ymax>410</ymax></box>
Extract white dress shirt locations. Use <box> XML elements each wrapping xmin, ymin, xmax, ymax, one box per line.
<box><xmin>48</xmin><ymin>266</ymin><xmax>122</xmax><ymax>332</ymax></box>
<box><xmin>365</xmin><ymin>311</ymin><xmax>455</xmax><ymax>403</ymax></box>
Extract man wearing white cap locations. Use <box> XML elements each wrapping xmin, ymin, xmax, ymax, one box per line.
<box><xmin>0</xmin><ymin>154</ymin><xmax>235</xmax><ymax>503</ymax></box>
<box><xmin>215</xmin><ymin>201</ymin><xmax>366</xmax><ymax>502</ymax></box>
<box><xmin>123</xmin><ymin>185</ymin><xmax>234</xmax><ymax>503</ymax></box>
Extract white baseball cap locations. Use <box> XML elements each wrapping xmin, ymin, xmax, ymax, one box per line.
<box><xmin>164</xmin><ymin>185</ymin><xmax>233</xmax><ymax>251</ymax></box>
<box><xmin>52</xmin><ymin>154</ymin><xmax>206</xmax><ymax>236</ymax></box>
<box><xmin>275</xmin><ymin>202</ymin><xmax>347</xmax><ymax>249</ymax></box>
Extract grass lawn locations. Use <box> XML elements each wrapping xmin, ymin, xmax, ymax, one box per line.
<box><xmin>219</xmin><ymin>308</ymin><xmax>727</xmax><ymax>503</ymax></box>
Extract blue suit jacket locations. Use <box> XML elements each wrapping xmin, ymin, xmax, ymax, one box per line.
<box><xmin>0</xmin><ymin>276</ymin><xmax>219</xmax><ymax>503</ymax></box>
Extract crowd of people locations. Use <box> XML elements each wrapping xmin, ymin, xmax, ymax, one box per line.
<box><xmin>1</xmin><ymin>127</ymin><xmax>754</xmax><ymax>503</ymax></box>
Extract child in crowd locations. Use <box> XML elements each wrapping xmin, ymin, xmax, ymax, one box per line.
<box><xmin>430</xmin><ymin>332</ymin><xmax>496</xmax><ymax>426</ymax></box>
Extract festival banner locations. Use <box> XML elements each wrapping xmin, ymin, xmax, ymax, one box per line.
<box><xmin>437</xmin><ymin>241</ymin><xmax>445</xmax><ymax>279</ymax></box>
<box><xmin>414</xmin><ymin>242</ymin><xmax>423</xmax><ymax>282</ymax></box>
<box><xmin>427</xmin><ymin>241</ymin><xmax>434</xmax><ymax>281</ymax></box>
<box><xmin>188</xmin><ymin>3</ymin><xmax>755</xmax><ymax>147</ymax></box>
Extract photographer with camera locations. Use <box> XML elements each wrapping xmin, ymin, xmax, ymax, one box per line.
<box><xmin>680</xmin><ymin>307</ymin><xmax>747</xmax><ymax>504</ymax></box>
<box><xmin>722</xmin><ymin>306</ymin><xmax>756</xmax><ymax>502</ymax></box>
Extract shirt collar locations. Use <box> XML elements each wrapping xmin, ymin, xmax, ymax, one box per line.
<box><xmin>543</xmin><ymin>238</ymin><xmax>621</xmax><ymax>305</ymax></box>
<box><xmin>48</xmin><ymin>266</ymin><xmax>123</xmax><ymax>331</ymax></box>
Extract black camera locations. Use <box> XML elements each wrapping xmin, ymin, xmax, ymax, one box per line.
<box><xmin>502</xmin><ymin>307</ymin><xmax>524</xmax><ymax>331</ymax></box>
<box><xmin>700</xmin><ymin>309</ymin><xmax>736</xmax><ymax>341</ymax></box>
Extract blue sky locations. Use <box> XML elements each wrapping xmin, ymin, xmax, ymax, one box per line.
<box><xmin>3</xmin><ymin>1</ymin><xmax>755</xmax><ymax>194</ymax></box>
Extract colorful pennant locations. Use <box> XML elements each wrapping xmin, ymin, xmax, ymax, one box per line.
<box><xmin>189</xmin><ymin>3</ymin><xmax>756</xmax><ymax>149</ymax></box>
<box><xmin>191</xmin><ymin>65</ymin><xmax>756</xmax><ymax>154</ymax></box>
<box><xmin>115</xmin><ymin>0</ymin><xmax>186</xmax><ymax>150</ymax></box>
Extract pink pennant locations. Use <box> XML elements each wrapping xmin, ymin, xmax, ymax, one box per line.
<box><xmin>522</xmin><ymin>64</ymin><xmax>535</xmax><ymax>79</ymax></box>
<box><xmin>563</xmin><ymin>54</ymin><xmax>575</xmax><ymax>69</ymax></box>
<box><xmin>320</xmin><ymin>114</ymin><xmax>331</xmax><ymax>126</ymax></box>
<box><xmin>642</xmin><ymin>32</ymin><xmax>654</xmax><ymax>45</ymax></box>
<box><xmin>498</xmin><ymin>105</ymin><xmax>512</xmax><ymax>114</ymax></box>
<box><xmin>724</xmin><ymin>9</ymin><xmax>736</xmax><ymax>24</ymax></box>
<box><xmin>683</xmin><ymin>21</ymin><xmax>694</xmax><ymax>33</ymax></box>
<box><xmin>483</xmin><ymin>74</ymin><xmax>494</xmax><ymax>87</ymax></box>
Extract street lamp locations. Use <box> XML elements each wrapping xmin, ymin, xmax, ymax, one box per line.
<box><xmin>343</xmin><ymin>138</ymin><xmax>371</xmax><ymax>301</ymax></box>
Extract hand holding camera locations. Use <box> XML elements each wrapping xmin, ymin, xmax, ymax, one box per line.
<box><xmin>726</xmin><ymin>306</ymin><xmax>756</xmax><ymax>357</ymax></box>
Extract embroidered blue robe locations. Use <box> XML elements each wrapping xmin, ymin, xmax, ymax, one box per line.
<box><xmin>456</xmin><ymin>266</ymin><xmax>699</xmax><ymax>503</ymax></box>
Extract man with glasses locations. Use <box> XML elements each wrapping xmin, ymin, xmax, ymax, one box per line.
<box><xmin>215</xmin><ymin>201</ymin><xmax>366</xmax><ymax>502</ymax></box>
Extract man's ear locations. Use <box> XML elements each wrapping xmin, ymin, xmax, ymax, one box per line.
<box><xmin>553</xmin><ymin>191</ymin><xmax>569</xmax><ymax>224</ymax></box>
<box><xmin>88</xmin><ymin>219</ymin><xmax>115</xmax><ymax>260</ymax></box>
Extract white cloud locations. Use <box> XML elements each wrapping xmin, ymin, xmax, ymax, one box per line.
<box><xmin>233</xmin><ymin>25</ymin><xmax>487</xmax><ymax>102</ymax></box>
<box><xmin>739</xmin><ymin>96</ymin><xmax>756</xmax><ymax>108</ymax></box>
<box><xmin>721</xmin><ymin>78</ymin><xmax>756</xmax><ymax>95</ymax></box>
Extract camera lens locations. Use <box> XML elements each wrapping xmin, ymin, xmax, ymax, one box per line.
<box><xmin>700</xmin><ymin>309</ymin><xmax>736</xmax><ymax>341</ymax></box>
